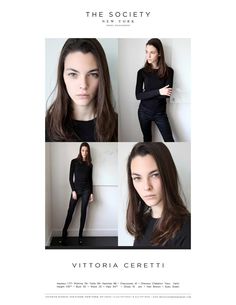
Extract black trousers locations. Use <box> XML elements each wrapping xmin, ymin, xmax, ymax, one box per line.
<box><xmin>138</xmin><ymin>107</ymin><xmax>174</xmax><ymax>142</ymax></box>
<box><xmin>62</xmin><ymin>189</ymin><xmax>91</xmax><ymax>238</ymax></box>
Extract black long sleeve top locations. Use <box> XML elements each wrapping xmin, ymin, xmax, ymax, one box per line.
<box><xmin>45</xmin><ymin>117</ymin><xmax>118</xmax><ymax>142</ymax></box>
<box><xmin>69</xmin><ymin>158</ymin><xmax>93</xmax><ymax>193</ymax></box>
<box><xmin>45</xmin><ymin>119</ymin><xmax>96</xmax><ymax>142</ymax></box>
<box><xmin>71</xmin><ymin>119</ymin><xmax>96</xmax><ymax>142</ymax></box>
<box><xmin>135</xmin><ymin>67</ymin><xmax>174</xmax><ymax>113</ymax></box>
<box><xmin>133</xmin><ymin>215</ymin><xmax>190</xmax><ymax>249</ymax></box>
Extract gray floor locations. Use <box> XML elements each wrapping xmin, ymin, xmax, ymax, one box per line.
<box><xmin>46</xmin><ymin>236</ymin><xmax>118</xmax><ymax>249</ymax></box>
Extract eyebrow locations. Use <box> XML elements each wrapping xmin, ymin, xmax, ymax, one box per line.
<box><xmin>65</xmin><ymin>68</ymin><xmax>99</xmax><ymax>73</ymax></box>
<box><xmin>131</xmin><ymin>169</ymin><xmax>159</xmax><ymax>176</ymax></box>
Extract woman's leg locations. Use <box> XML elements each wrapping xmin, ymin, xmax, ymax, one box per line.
<box><xmin>138</xmin><ymin>108</ymin><xmax>152</xmax><ymax>142</ymax></box>
<box><xmin>154</xmin><ymin>112</ymin><xmax>174</xmax><ymax>142</ymax></box>
<box><xmin>62</xmin><ymin>195</ymin><xmax>79</xmax><ymax>237</ymax></box>
<box><xmin>78</xmin><ymin>190</ymin><xmax>91</xmax><ymax>239</ymax></box>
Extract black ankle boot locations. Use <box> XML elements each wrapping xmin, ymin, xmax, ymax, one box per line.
<box><xmin>60</xmin><ymin>230</ymin><xmax>68</xmax><ymax>245</ymax></box>
<box><xmin>78</xmin><ymin>237</ymin><xmax>83</xmax><ymax>245</ymax></box>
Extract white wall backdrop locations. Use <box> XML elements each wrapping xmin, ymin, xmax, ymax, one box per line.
<box><xmin>45</xmin><ymin>143</ymin><xmax>118</xmax><ymax>245</ymax></box>
<box><xmin>45</xmin><ymin>144</ymin><xmax>52</xmax><ymax>245</ymax></box>
<box><xmin>118</xmin><ymin>38</ymin><xmax>191</xmax><ymax>142</ymax></box>
<box><xmin>118</xmin><ymin>142</ymin><xmax>191</xmax><ymax>246</ymax></box>
<box><xmin>45</xmin><ymin>38</ymin><xmax>118</xmax><ymax>111</ymax></box>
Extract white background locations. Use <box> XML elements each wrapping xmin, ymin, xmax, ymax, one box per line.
<box><xmin>1</xmin><ymin>0</ymin><xmax>236</xmax><ymax>304</ymax></box>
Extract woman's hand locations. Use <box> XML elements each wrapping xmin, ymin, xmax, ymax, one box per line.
<box><xmin>72</xmin><ymin>191</ymin><xmax>77</xmax><ymax>200</ymax></box>
<box><xmin>159</xmin><ymin>85</ymin><xmax>173</xmax><ymax>96</ymax></box>
<box><xmin>89</xmin><ymin>194</ymin><xmax>94</xmax><ymax>203</ymax></box>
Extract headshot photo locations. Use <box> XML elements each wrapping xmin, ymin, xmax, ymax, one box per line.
<box><xmin>118</xmin><ymin>38</ymin><xmax>191</xmax><ymax>142</ymax></box>
<box><xmin>118</xmin><ymin>142</ymin><xmax>191</xmax><ymax>249</ymax></box>
<box><xmin>45</xmin><ymin>38</ymin><xmax>118</xmax><ymax>142</ymax></box>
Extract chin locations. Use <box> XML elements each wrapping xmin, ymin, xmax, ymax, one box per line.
<box><xmin>74</xmin><ymin>100</ymin><xmax>92</xmax><ymax>106</ymax></box>
<box><xmin>143</xmin><ymin>199</ymin><xmax>159</xmax><ymax>207</ymax></box>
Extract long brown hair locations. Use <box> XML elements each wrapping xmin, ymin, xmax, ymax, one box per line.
<box><xmin>126</xmin><ymin>142</ymin><xmax>190</xmax><ymax>246</ymax></box>
<box><xmin>144</xmin><ymin>38</ymin><xmax>169</xmax><ymax>79</ymax></box>
<box><xmin>77</xmin><ymin>142</ymin><xmax>92</xmax><ymax>166</ymax></box>
<box><xmin>46</xmin><ymin>38</ymin><xmax>117</xmax><ymax>141</ymax></box>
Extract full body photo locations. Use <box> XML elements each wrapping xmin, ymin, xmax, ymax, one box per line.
<box><xmin>62</xmin><ymin>142</ymin><xmax>94</xmax><ymax>245</ymax></box>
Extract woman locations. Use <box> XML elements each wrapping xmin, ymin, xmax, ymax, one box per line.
<box><xmin>126</xmin><ymin>142</ymin><xmax>190</xmax><ymax>248</ymax></box>
<box><xmin>135</xmin><ymin>38</ymin><xmax>174</xmax><ymax>142</ymax></box>
<box><xmin>46</xmin><ymin>38</ymin><xmax>117</xmax><ymax>142</ymax></box>
<box><xmin>62</xmin><ymin>142</ymin><xmax>94</xmax><ymax>245</ymax></box>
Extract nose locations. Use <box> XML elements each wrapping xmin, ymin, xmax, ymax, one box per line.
<box><xmin>143</xmin><ymin>178</ymin><xmax>152</xmax><ymax>191</ymax></box>
<box><xmin>79</xmin><ymin>75</ymin><xmax>88</xmax><ymax>90</ymax></box>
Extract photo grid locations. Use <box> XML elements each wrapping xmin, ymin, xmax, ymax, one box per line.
<box><xmin>45</xmin><ymin>38</ymin><xmax>191</xmax><ymax>250</ymax></box>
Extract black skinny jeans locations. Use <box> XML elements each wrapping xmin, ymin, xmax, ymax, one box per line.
<box><xmin>138</xmin><ymin>107</ymin><xmax>174</xmax><ymax>142</ymax></box>
<box><xmin>62</xmin><ymin>189</ymin><xmax>91</xmax><ymax>238</ymax></box>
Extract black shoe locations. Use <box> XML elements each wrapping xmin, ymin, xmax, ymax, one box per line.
<box><xmin>60</xmin><ymin>230</ymin><xmax>68</xmax><ymax>245</ymax></box>
<box><xmin>78</xmin><ymin>237</ymin><xmax>83</xmax><ymax>245</ymax></box>
<box><xmin>60</xmin><ymin>238</ymin><xmax>67</xmax><ymax>246</ymax></box>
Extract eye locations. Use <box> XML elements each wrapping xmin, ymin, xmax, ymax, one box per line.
<box><xmin>68</xmin><ymin>72</ymin><xmax>77</xmax><ymax>78</ymax></box>
<box><xmin>132</xmin><ymin>176</ymin><xmax>141</xmax><ymax>182</ymax></box>
<box><xmin>151</xmin><ymin>172</ymin><xmax>160</xmax><ymax>178</ymax></box>
<box><xmin>89</xmin><ymin>72</ymin><xmax>99</xmax><ymax>78</ymax></box>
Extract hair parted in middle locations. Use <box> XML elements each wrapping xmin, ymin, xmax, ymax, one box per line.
<box><xmin>77</xmin><ymin>142</ymin><xmax>92</xmax><ymax>165</ymax></box>
<box><xmin>46</xmin><ymin>38</ymin><xmax>117</xmax><ymax>142</ymax></box>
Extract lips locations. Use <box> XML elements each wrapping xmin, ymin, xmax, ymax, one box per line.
<box><xmin>77</xmin><ymin>94</ymin><xmax>89</xmax><ymax>98</ymax></box>
<box><xmin>144</xmin><ymin>195</ymin><xmax>156</xmax><ymax>199</ymax></box>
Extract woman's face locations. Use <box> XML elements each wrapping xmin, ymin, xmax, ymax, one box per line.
<box><xmin>63</xmin><ymin>51</ymin><xmax>99</xmax><ymax>107</ymax></box>
<box><xmin>131</xmin><ymin>154</ymin><xmax>164</xmax><ymax>210</ymax></box>
<box><xmin>145</xmin><ymin>44</ymin><xmax>159</xmax><ymax>66</ymax></box>
<box><xmin>81</xmin><ymin>146</ymin><xmax>89</xmax><ymax>160</ymax></box>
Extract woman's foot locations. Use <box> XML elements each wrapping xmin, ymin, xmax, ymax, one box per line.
<box><xmin>60</xmin><ymin>230</ymin><xmax>68</xmax><ymax>245</ymax></box>
<box><xmin>78</xmin><ymin>237</ymin><xmax>83</xmax><ymax>245</ymax></box>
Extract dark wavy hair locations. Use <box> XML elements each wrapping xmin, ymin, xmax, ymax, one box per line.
<box><xmin>126</xmin><ymin>142</ymin><xmax>190</xmax><ymax>246</ymax></box>
<box><xmin>144</xmin><ymin>38</ymin><xmax>169</xmax><ymax>79</ymax></box>
<box><xmin>77</xmin><ymin>142</ymin><xmax>92</xmax><ymax>165</ymax></box>
<box><xmin>46</xmin><ymin>38</ymin><xmax>117</xmax><ymax>141</ymax></box>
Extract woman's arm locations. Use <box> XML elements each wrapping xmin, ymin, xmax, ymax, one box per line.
<box><xmin>135</xmin><ymin>69</ymin><xmax>160</xmax><ymax>100</ymax></box>
<box><xmin>69</xmin><ymin>159</ymin><xmax>75</xmax><ymax>191</ymax></box>
<box><xmin>89</xmin><ymin>165</ymin><xmax>94</xmax><ymax>202</ymax></box>
<box><xmin>159</xmin><ymin>68</ymin><xmax>174</xmax><ymax>97</ymax></box>
<box><xmin>69</xmin><ymin>160</ymin><xmax>77</xmax><ymax>200</ymax></box>
<box><xmin>89</xmin><ymin>164</ymin><xmax>93</xmax><ymax>193</ymax></box>
<box><xmin>135</xmin><ymin>68</ymin><xmax>174</xmax><ymax>100</ymax></box>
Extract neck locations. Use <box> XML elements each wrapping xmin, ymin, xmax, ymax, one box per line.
<box><xmin>72</xmin><ymin>101</ymin><xmax>95</xmax><ymax>121</ymax></box>
<box><xmin>151</xmin><ymin>202</ymin><xmax>163</xmax><ymax>218</ymax></box>
<box><xmin>151</xmin><ymin>60</ymin><xmax>159</xmax><ymax>69</ymax></box>
<box><xmin>152</xmin><ymin>64</ymin><xmax>159</xmax><ymax>69</ymax></box>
